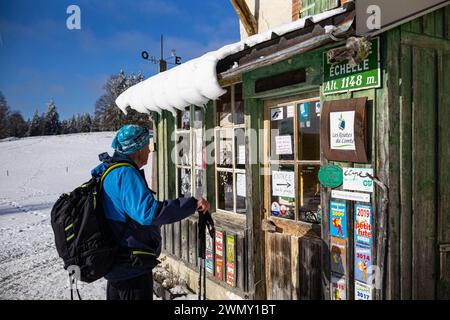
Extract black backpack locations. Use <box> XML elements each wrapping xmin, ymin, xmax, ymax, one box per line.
<box><xmin>51</xmin><ymin>162</ymin><xmax>136</xmax><ymax>289</ymax></box>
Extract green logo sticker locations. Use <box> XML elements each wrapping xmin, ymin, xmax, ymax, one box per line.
<box><xmin>318</xmin><ymin>165</ymin><xmax>343</xmax><ymax>188</ymax></box>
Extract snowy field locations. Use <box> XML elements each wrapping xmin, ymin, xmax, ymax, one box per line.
<box><xmin>0</xmin><ymin>132</ymin><xmax>143</xmax><ymax>300</ymax></box>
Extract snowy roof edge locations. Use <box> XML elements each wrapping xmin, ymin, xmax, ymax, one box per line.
<box><xmin>115</xmin><ymin>6</ymin><xmax>349</xmax><ymax>116</ymax></box>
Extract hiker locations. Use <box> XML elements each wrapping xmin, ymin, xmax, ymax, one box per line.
<box><xmin>91</xmin><ymin>124</ymin><xmax>210</xmax><ymax>300</ymax></box>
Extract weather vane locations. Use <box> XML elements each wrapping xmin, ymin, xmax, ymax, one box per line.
<box><xmin>141</xmin><ymin>34</ymin><xmax>182</xmax><ymax>73</ymax></box>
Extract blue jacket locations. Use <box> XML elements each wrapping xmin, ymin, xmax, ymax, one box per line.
<box><xmin>91</xmin><ymin>152</ymin><xmax>197</xmax><ymax>281</ymax></box>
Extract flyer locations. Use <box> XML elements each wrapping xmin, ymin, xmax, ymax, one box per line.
<box><xmin>330</xmin><ymin>237</ymin><xmax>347</xmax><ymax>275</ymax></box>
<box><xmin>355</xmin><ymin>243</ymin><xmax>372</xmax><ymax>284</ymax></box>
<box><xmin>205</xmin><ymin>230</ymin><xmax>214</xmax><ymax>274</ymax></box>
<box><xmin>272</xmin><ymin>170</ymin><xmax>295</xmax><ymax>198</ymax></box>
<box><xmin>275</xmin><ymin>135</ymin><xmax>293</xmax><ymax>155</ymax></box>
<box><xmin>215</xmin><ymin>230</ymin><xmax>224</xmax><ymax>281</ymax></box>
<box><xmin>226</xmin><ymin>234</ymin><xmax>236</xmax><ymax>287</ymax></box>
<box><xmin>331</xmin><ymin>273</ymin><xmax>346</xmax><ymax>300</ymax></box>
<box><xmin>354</xmin><ymin>204</ymin><xmax>373</xmax><ymax>245</ymax></box>
<box><xmin>355</xmin><ymin>281</ymin><xmax>373</xmax><ymax>300</ymax></box>
<box><xmin>330</xmin><ymin>201</ymin><xmax>347</xmax><ymax>239</ymax></box>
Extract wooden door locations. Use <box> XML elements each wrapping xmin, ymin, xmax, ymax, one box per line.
<box><xmin>262</xmin><ymin>93</ymin><xmax>323</xmax><ymax>300</ymax></box>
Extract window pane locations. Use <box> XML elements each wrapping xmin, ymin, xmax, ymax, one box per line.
<box><xmin>217</xmin><ymin>87</ymin><xmax>232</xmax><ymax>126</ymax></box>
<box><xmin>176</xmin><ymin>132</ymin><xmax>191</xmax><ymax>166</ymax></box>
<box><xmin>194</xmin><ymin>106</ymin><xmax>203</xmax><ymax>129</ymax></box>
<box><xmin>235</xmin><ymin>172</ymin><xmax>246</xmax><ymax>214</ymax></box>
<box><xmin>234</xmin><ymin>83</ymin><xmax>244</xmax><ymax>125</ymax></box>
<box><xmin>178</xmin><ymin>168</ymin><xmax>192</xmax><ymax>197</ymax></box>
<box><xmin>234</xmin><ymin>128</ymin><xmax>246</xmax><ymax>170</ymax></box>
<box><xmin>177</xmin><ymin>108</ymin><xmax>190</xmax><ymax>130</ymax></box>
<box><xmin>218</xmin><ymin>171</ymin><xmax>233</xmax><ymax>211</ymax></box>
<box><xmin>195</xmin><ymin>169</ymin><xmax>203</xmax><ymax>198</ymax></box>
<box><xmin>298</xmin><ymin>101</ymin><xmax>320</xmax><ymax>160</ymax></box>
<box><xmin>270</xmin><ymin>106</ymin><xmax>294</xmax><ymax>161</ymax></box>
<box><xmin>270</xmin><ymin>164</ymin><xmax>295</xmax><ymax>220</ymax></box>
<box><xmin>298</xmin><ymin>165</ymin><xmax>321</xmax><ymax>224</ymax></box>
<box><xmin>216</xmin><ymin>129</ymin><xmax>233</xmax><ymax>168</ymax></box>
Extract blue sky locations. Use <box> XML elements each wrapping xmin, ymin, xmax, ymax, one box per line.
<box><xmin>0</xmin><ymin>0</ymin><xmax>240</xmax><ymax>119</ymax></box>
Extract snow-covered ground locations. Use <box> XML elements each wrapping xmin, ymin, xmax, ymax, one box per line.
<box><xmin>0</xmin><ymin>132</ymin><xmax>173</xmax><ymax>300</ymax></box>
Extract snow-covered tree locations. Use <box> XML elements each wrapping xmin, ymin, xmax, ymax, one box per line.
<box><xmin>94</xmin><ymin>70</ymin><xmax>151</xmax><ymax>131</ymax></box>
<box><xmin>43</xmin><ymin>100</ymin><xmax>61</xmax><ymax>135</ymax></box>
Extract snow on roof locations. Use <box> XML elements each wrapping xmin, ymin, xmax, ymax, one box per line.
<box><xmin>115</xmin><ymin>6</ymin><xmax>348</xmax><ymax>115</ymax></box>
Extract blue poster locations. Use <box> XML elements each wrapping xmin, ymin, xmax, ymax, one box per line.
<box><xmin>299</xmin><ymin>103</ymin><xmax>310</xmax><ymax>121</ymax></box>
<box><xmin>355</xmin><ymin>243</ymin><xmax>372</xmax><ymax>284</ymax></box>
<box><xmin>330</xmin><ymin>201</ymin><xmax>347</xmax><ymax>238</ymax></box>
<box><xmin>354</xmin><ymin>204</ymin><xmax>373</xmax><ymax>245</ymax></box>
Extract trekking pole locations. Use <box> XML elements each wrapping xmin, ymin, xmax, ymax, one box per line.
<box><xmin>197</xmin><ymin>210</ymin><xmax>214</xmax><ymax>300</ymax></box>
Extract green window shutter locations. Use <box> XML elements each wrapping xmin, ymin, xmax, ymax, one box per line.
<box><xmin>300</xmin><ymin>0</ymin><xmax>340</xmax><ymax>18</ymax></box>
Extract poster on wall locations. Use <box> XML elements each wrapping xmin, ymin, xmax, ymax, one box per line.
<box><xmin>215</xmin><ymin>230</ymin><xmax>224</xmax><ymax>281</ymax></box>
<box><xmin>355</xmin><ymin>281</ymin><xmax>373</xmax><ymax>300</ymax></box>
<box><xmin>355</xmin><ymin>243</ymin><xmax>373</xmax><ymax>284</ymax></box>
<box><xmin>331</xmin><ymin>273</ymin><xmax>347</xmax><ymax>300</ymax></box>
<box><xmin>330</xmin><ymin>201</ymin><xmax>347</xmax><ymax>239</ymax></box>
<box><xmin>330</xmin><ymin>111</ymin><xmax>356</xmax><ymax>151</ymax></box>
<box><xmin>343</xmin><ymin>167</ymin><xmax>374</xmax><ymax>192</ymax></box>
<box><xmin>236</xmin><ymin>173</ymin><xmax>246</xmax><ymax>198</ymax></box>
<box><xmin>226</xmin><ymin>234</ymin><xmax>236</xmax><ymax>287</ymax></box>
<box><xmin>205</xmin><ymin>229</ymin><xmax>214</xmax><ymax>275</ymax></box>
<box><xmin>330</xmin><ymin>237</ymin><xmax>347</xmax><ymax>275</ymax></box>
<box><xmin>354</xmin><ymin>204</ymin><xmax>373</xmax><ymax>245</ymax></box>
<box><xmin>272</xmin><ymin>170</ymin><xmax>295</xmax><ymax>198</ymax></box>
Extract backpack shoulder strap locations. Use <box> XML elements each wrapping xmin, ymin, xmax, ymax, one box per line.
<box><xmin>99</xmin><ymin>162</ymin><xmax>136</xmax><ymax>191</ymax></box>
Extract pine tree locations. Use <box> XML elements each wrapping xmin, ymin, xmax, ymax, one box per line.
<box><xmin>8</xmin><ymin>111</ymin><xmax>28</xmax><ymax>137</ymax></box>
<box><xmin>43</xmin><ymin>100</ymin><xmax>61</xmax><ymax>135</ymax></box>
<box><xmin>28</xmin><ymin>109</ymin><xmax>43</xmax><ymax>137</ymax></box>
<box><xmin>0</xmin><ymin>91</ymin><xmax>11</xmax><ymax>139</ymax></box>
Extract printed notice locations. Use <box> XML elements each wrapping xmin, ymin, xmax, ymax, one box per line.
<box><xmin>330</xmin><ymin>111</ymin><xmax>355</xmax><ymax>150</ymax></box>
<box><xmin>275</xmin><ymin>135</ymin><xmax>293</xmax><ymax>155</ymax></box>
<box><xmin>272</xmin><ymin>170</ymin><xmax>295</xmax><ymax>198</ymax></box>
<box><xmin>236</xmin><ymin>173</ymin><xmax>246</xmax><ymax>197</ymax></box>
<box><xmin>355</xmin><ymin>243</ymin><xmax>372</xmax><ymax>284</ymax></box>
<box><xmin>238</xmin><ymin>145</ymin><xmax>245</xmax><ymax>164</ymax></box>
<box><xmin>286</xmin><ymin>105</ymin><xmax>294</xmax><ymax>118</ymax></box>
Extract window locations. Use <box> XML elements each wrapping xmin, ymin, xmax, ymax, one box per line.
<box><xmin>175</xmin><ymin>106</ymin><xmax>204</xmax><ymax>199</ymax></box>
<box><xmin>215</xmin><ymin>83</ymin><xmax>246</xmax><ymax>214</ymax></box>
<box><xmin>269</xmin><ymin>97</ymin><xmax>321</xmax><ymax>224</ymax></box>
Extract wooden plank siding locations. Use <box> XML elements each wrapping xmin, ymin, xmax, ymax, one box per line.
<box><xmin>382</xmin><ymin>7</ymin><xmax>450</xmax><ymax>299</ymax></box>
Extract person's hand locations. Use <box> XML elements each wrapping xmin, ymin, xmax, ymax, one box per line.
<box><xmin>197</xmin><ymin>198</ymin><xmax>210</xmax><ymax>213</ymax></box>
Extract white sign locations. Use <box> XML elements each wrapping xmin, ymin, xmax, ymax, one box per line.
<box><xmin>330</xmin><ymin>111</ymin><xmax>355</xmax><ymax>150</ymax></box>
<box><xmin>331</xmin><ymin>190</ymin><xmax>371</xmax><ymax>203</ymax></box>
<box><xmin>271</xmin><ymin>107</ymin><xmax>283</xmax><ymax>121</ymax></box>
<box><xmin>275</xmin><ymin>135</ymin><xmax>292</xmax><ymax>155</ymax></box>
<box><xmin>272</xmin><ymin>170</ymin><xmax>295</xmax><ymax>198</ymax></box>
<box><xmin>238</xmin><ymin>145</ymin><xmax>246</xmax><ymax>165</ymax></box>
<box><xmin>195</xmin><ymin>132</ymin><xmax>203</xmax><ymax>167</ymax></box>
<box><xmin>236</xmin><ymin>173</ymin><xmax>246</xmax><ymax>197</ymax></box>
<box><xmin>355</xmin><ymin>281</ymin><xmax>373</xmax><ymax>300</ymax></box>
<box><xmin>286</xmin><ymin>105</ymin><xmax>294</xmax><ymax>118</ymax></box>
<box><xmin>343</xmin><ymin>168</ymin><xmax>374</xmax><ymax>192</ymax></box>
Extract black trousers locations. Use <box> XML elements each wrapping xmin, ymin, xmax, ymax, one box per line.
<box><xmin>106</xmin><ymin>272</ymin><xmax>153</xmax><ymax>300</ymax></box>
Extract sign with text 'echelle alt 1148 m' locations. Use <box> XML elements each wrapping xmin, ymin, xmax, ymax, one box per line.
<box><xmin>323</xmin><ymin>38</ymin><xmax>380</xmax><ymax>95</ymax></box>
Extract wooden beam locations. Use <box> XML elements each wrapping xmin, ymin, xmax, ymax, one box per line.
<box><xmin>230</xmin><ymin>0</ymin><xmax>258</xmax><ymax>36</ymax></box>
